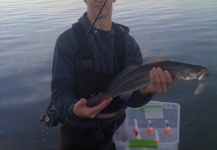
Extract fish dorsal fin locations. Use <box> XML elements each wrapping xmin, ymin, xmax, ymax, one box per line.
<box><xmin>144</xmin><ymin>57</ymin><xmax>169</xmax><ymax>64</ymax></box>
<box><xmin>108</xmin><ymin>66</ymin><xmax>138</xmax><ymax>90</ymax></box>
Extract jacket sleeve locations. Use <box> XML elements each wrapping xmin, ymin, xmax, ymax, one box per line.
<box><xmin>51</xmin><ymin>29</ymin><xmax>81</xmax><ymax>121</ymax></box>
<box><xmin>122</xmin><ymin>34</ymin><xmax>154</xmax><ymax>108</ymax></box>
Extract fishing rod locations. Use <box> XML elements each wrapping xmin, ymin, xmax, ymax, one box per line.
<box><xmin>39</xmin><ymin>0</ymin><xmax>110</xmax><ymax>126</ymax></box>
<box><xmin>79</xmin><ymin>0</ymin><xmax>108</xmax><ymax>52</ymax></box>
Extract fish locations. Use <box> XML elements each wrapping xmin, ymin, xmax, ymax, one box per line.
<box><xmin>87</xmin><ymin>58</ymin><xmax>208</xmax><ymax>107</ymax></box>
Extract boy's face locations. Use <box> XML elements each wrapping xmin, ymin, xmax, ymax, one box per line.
<box><xmin>84</xmin><ymin>0</ymin><xmax>116</xmax><ymax>18</ymax></box>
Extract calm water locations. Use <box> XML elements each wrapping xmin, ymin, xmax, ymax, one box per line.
<box><xmin>0</xmin><ymin>0</ymin><xmax>217</xmax><ymax>149</ymax></box>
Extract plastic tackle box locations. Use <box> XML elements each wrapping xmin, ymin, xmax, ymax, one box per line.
<box><xmin>113</xmin><ymin>101</ymin><xmax>180</xmax><ymax>150</ymax></box>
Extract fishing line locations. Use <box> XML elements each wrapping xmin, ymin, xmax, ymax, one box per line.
<box><xmin>194</xmin><ymin>80</ymin><xmax>217</xmax><ymax>95</ymax></box>
<box><xmin>206</xmin><ymin>81</ymin><xmax>217</xmax><ymax>95</ymax></box>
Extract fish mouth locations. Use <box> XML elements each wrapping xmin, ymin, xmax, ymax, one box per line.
<box><xmin>198</xmin><ymin>69</ymin><xmax>208</xmax><ymax>80</ymax></box>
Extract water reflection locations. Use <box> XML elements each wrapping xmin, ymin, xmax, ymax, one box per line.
<box><xmin>0</xmin><ymin>0</ymin><xmax>217</xmax><ymax>149</ymax></box>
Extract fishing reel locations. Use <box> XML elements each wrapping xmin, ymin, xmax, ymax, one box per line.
<box><xmin>39</xmin><ymin>100</ymin><xmax>63</xmax><ymax>127</ymax></box>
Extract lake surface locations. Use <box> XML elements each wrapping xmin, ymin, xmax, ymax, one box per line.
<box><xmin>0</xmin><ymin>0</ymin><xmax>217</xmax><ymax>149</ymax></box>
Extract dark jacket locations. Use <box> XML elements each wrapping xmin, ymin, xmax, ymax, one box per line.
<box><xmin>51</xmin><ymin>12</ymin><xmax>153</xmax><ymax>123</ymax></box>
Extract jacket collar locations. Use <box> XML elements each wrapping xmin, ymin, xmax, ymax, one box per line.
<box><xmin>78</xmin><ymin>12</ymin><xmax>114</xmax><ymax>38</ymax></box>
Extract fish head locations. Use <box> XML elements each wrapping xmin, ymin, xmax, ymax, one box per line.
<box><xmin>187</xmin><ymin>66</ymin><xmax>208</xmax><ymax>81</ymax></box>
<box><xmin>197</xmin><ymin>68</ymin><xmax>208</xmax><ymax>80</ymax></box>
<box><xmin>175</xmin><ymin>65</ymin><xmax>208</xmax><ymax>81</ymax></box>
